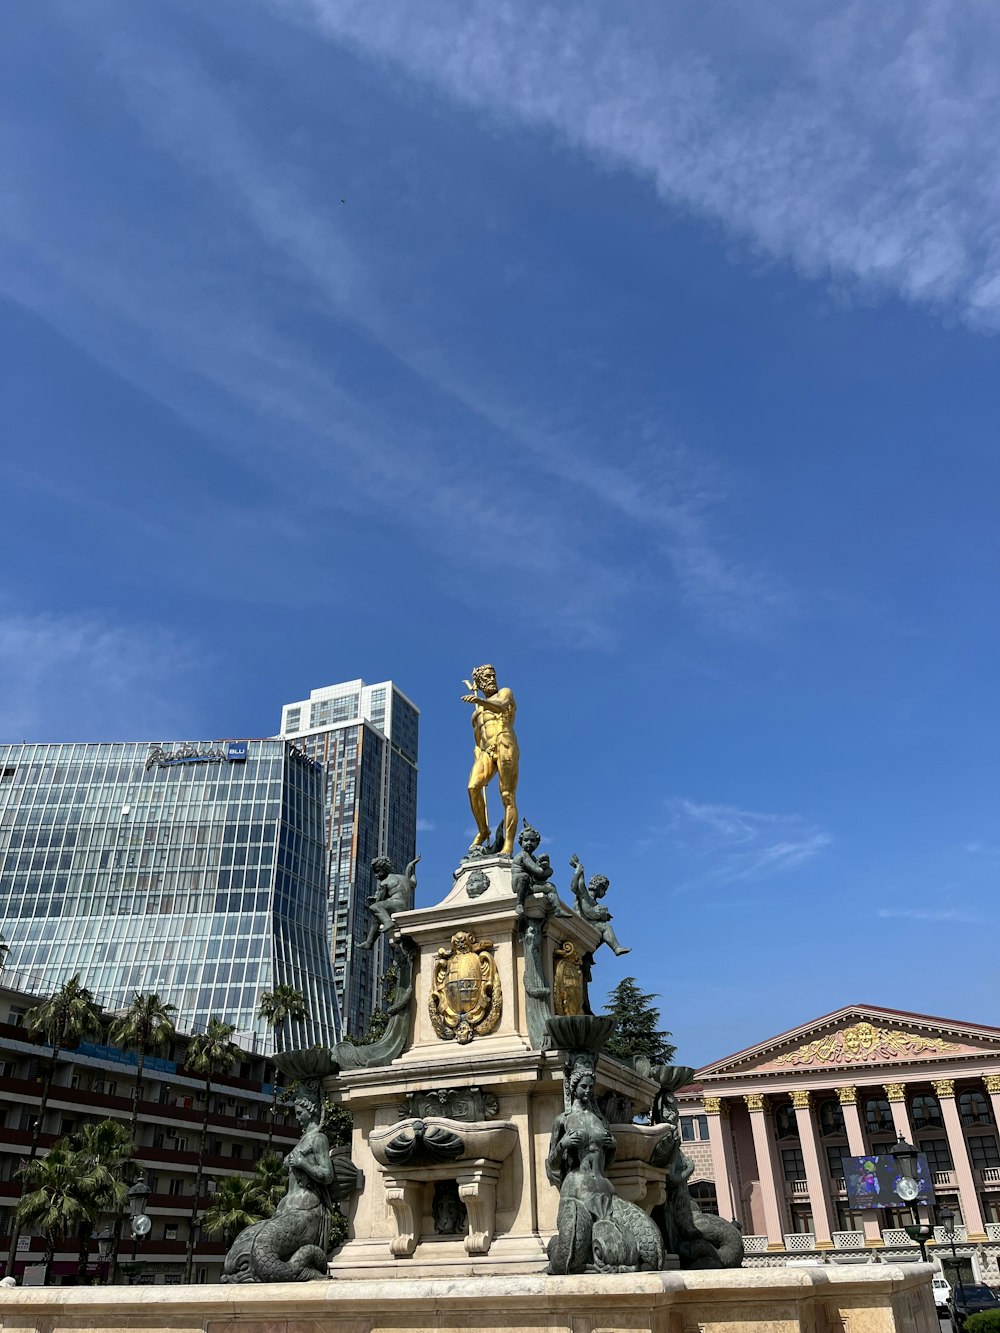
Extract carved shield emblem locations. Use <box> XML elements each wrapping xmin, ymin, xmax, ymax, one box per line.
<box><xmin>429</xmin><ymin>931</ymin><xmax>502</xmax><ymax>1043</ymax></box>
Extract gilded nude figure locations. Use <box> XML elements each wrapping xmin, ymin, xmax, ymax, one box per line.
<box><xmin>461</xmin><ymin>664</ymin><xmax>519</xmax><ymax>855</ymax></box>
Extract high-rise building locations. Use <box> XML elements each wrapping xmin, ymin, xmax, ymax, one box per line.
<box><xmin>0</xmin><ymin>739</ymin><xmax>340</xmax><ymax>1052</ymax></box>
<box><xmin>278</xmin><ymin>680</ymin><xmax>418</xmax><ymax>1038</ymax></box>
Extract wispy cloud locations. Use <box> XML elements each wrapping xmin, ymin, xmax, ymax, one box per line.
<box><xmin>282</xmin><ymin>0</ymin><xmax>1000</xmax><ymax>331</ymax></box>
<box><xmin>878</xmin><ymin>907</ymin><xmax>984</xmax><ymax>925</ymax></box>
<box><xmin>663</xmin><ymin>797</ymin><xmax>831</xmax><ymax>885</ymax></box>
<box><xmin>416</xmin><ymin>818</ymin><xmax>436</xmax><ymax>833</ymax></box>
<box><xmin>0</xmin><ymin>611</ymin><xmax>206</xmax><ymax>741</ymax></box>
<box><xmin>0</xmin><ymin>9</ymin><xmax>785</xmax><ymax>645</ymax></box>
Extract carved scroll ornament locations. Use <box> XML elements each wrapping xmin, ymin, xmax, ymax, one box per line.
<box><xmin>774</xmin><ymin>1021</ymin><xmax>962</xmax><ymax>1067</ymax></box>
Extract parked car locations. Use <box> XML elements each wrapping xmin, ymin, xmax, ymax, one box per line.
<box><xmin>949</xmin><ymin>1283</ymin><xmax>1000</xmax><ymax>1328</ymax></box>
<box><xmin>931</xmin><ymin>1275</ymin><xmax>951</xmax><ymax>1311</ymax></box>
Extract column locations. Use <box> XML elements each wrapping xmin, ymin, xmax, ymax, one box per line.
<box><xmin>790</xmin><ymin>1091</ymin><xmax>835</xmax><ymax>1246</ymax></box>
<box><xmin>934</xmin><ymin>1078</ymin><xmax>987</xmax><ymax>1239</ymax></box>
<box><xmin>837</xmin><ymin>1086</ymin><xmax>883</xmax><ymax>1244</ymax></box>
<box><xmin>745</xmin><ymin>1093</ymin><xmax>786</xmax><ymax>1248</ymax></box>
<box><xmin>703</xmin><ymin>1096</ymin><xmax>739</xmax><ymax>1222</ymax></box>
<box><xmin>883</xmin><ymin>1081</ymin><xmax>914</xmax><ymax>1142</ymax></box>
<box><xmin>983</xmin><ymin>1074</ymin><xmax>1000</xmax><ymax>1130</ymax></box>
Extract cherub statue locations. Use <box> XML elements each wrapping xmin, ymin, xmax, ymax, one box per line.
<box><xmin>511</xmin><ymin>821</ymin><xmax>571</xmax><ymax>918</ymax></box>
<box><xmin>360</xmin><ymin>855</ymin><xmax>420</xmax><ymax>949</ymax></box>
<box><xmin>568</xmin><ymin>855</ymin><xmax>630</xmax><ymax>956</ymax></box>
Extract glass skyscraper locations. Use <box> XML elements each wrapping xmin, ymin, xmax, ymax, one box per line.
<box><xmin>278</xmin><ymin>680</ymin><xmax>418</xmax><ymax>1038</ymax></box>
<box><xmin>0</xmin><ymin>739</ymin><xmax>340</xmax><ymax>1052</ymax></box>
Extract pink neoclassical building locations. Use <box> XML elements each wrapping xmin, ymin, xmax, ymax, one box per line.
<box><xmin>677</xmin><ymin>1003</ymin><xmax>1000</xmax><ymax>1280</ymax></box>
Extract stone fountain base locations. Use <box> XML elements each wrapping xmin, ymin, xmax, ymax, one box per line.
<box><xmin>0</xmin><ymin>1264</ymin><xmax>938</xmax><ymax>1333</ymax></box>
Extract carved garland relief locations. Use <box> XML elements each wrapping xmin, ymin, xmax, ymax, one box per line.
<box><xmin>774</xmin><ymin>1021</ymin><xmax>963</xmax><ymax>1067</ymax></box>
<box><xmin>429</xmin><ymin>930</ymin><xmax>502</xmax><ymax>1043</ymax></box>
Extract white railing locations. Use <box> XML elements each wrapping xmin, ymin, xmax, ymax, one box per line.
<box><xmin>784</xmin><ymin>1233</ymin><xmax>817</xmax><ymax>1251</ymax></box>
<box><xmin>934</xmin><ymin>1224</ymin><xmax>968</xmax><ymax>1244</ymax></box>
<box><xmin>832</xmin><ymin>1231</ymin><xmax>865</xmax><ymax>1249</ymax></box>
<box><xmin>743</xmin><ymin>1255</ymin><xmax>791</xmax><ymax>1267</ymax></box>
<box><xmin>933</xmin><ymin>1170</ymin><xmax>956</xmax><ymax>1187</ymax></box>
<box><xmin>881</xmin><ymin>1229</ymin><xmax>913</xmax><ymax>1247</ymax></box>
<box><xmin>987</xmin><ymin>1223</ymin><xmax>1000</xmax><ymax>1242</ymax></box>
<box><xmin>832</xmin><ymin>1175</ymin><xmax>846</xmax><ymax>1194</ymax></box>
<box><xmin>742</xmin><ymin>1235</ymin><xmax>769</xmax><ymax>1253</ymax></box>
<box><xmin>980</xmin><ymin>1167</ymin><xmax>1000</xmax><ymax>1183</ymax></box>
<box><xmin>790</xmin><ymin>1179</ymin><xmax>810</xmax><ymax>1197</ymax></box>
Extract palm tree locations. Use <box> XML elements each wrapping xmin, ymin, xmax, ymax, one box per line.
<box><xmin>70</xmin><ymin>1119</ymin><xmax>134</xmax><ymax>1284</ymax></box>
<box><xmin>183</xmin><ymin>1018</ymin><xmax>242</xmax><ymax>1282</ymax></box>
<box><xmin>109</xmin><ymin>992</ymin><xmax>177</xmax><ymax>1147</ymax></box>
<box><xmin>251</xmin><ymin>1151</ymin><xmax>287</xmax><ymax>1215</ymax></box>
<box><xmin>201</xmin><ymin>1175</ymin><xmax>266</xmax><ymax>1246</ymax></box>
<box><xmin>257</xmin><ymin>986</ymin><xmax>307</xmax><ymax>1152</ymax></box>
<box><xmin>5</xmin><ymin>974</ymin><xmax>103</xmax><ymax>1276</ymax></box>
<box><xmin>15</xmin><ymin>1143</ymin><xmax>90</xmax><ymax>1284</ymax></box>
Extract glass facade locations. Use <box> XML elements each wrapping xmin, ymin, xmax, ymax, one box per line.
<box><xmin>0</xmin><ymin>739</ymin><xmax>340</xmax><ymax>1052</ymax></box>
<box><xmin>278</xmin><ymin>680</ymin><xmax>419</xmax><ymax>1038</ymax></box>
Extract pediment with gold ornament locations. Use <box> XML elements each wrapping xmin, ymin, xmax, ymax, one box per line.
<box><xmin>697</xmin><ymin>1006</ymin><xmax>1000</xmax><ymax>1077</ymax></box>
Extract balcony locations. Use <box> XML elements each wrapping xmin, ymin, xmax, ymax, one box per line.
<box><xmin>832</xmin><ymin>1232</ymin><xmax>865</xmax><ymax>1250</ymax></box>
<box><xmin>978</xmin><ymin>1167</ymin><xmax>1000</xmax><ymax>1186</ymax></box>
<box><xmin>783</xmin><ymin>1233</ymin><xmax>817</xmax><ymax>1251</ymax></box>
<box><xmin>789</xmin><ymin>1179</ymin><xmax>810</xmax><ymax>1198</ymax></box>
<box><xmin>933</xmin><ymin>1170</ymin><xmax>956</xmax><ymax>1188</ymax></box>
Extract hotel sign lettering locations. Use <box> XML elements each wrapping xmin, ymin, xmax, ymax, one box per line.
<box><xmin>145</xmin><ymin>741</ymin><xmax>248</xmax><ymax>771</ymax></box>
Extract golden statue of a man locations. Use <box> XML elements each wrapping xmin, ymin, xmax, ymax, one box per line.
<box><xmin>462</xmin><ymin>664</ymin><xmax>519</xmax><ymax>855</ymax></box>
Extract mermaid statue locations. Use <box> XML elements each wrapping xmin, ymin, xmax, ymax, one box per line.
<box><xmin>222</xmin><ymin>1078</ymin><xmax>356</xmax><ymax>1282</ymax></box>
<box><xmin>545</xmin><ymin>1062</ymin><xmax>664</xmax><ymax>1274</ymax></box>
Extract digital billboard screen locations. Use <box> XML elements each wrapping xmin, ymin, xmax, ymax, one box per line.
<box><xmin>843</xmin><ymin>1153</ymin><xmax>934</xmax><ymax>1209</ymax></box>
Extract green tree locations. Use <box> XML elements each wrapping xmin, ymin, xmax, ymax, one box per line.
<box><xmin>251</xmin><ymin>1151</ymin><xmax>287</xmax><ymax>1215</ymax></box>
<box><xmin>603</xmin><ymin>977</ymin><xmax>676</xmax><ymax>1064</ymax></box>
<box><xmin>357</xmin><ymin>963</ymin><xmax>398</xmax><ymax>1046</ymax></box>
<box><xmin>183</xmin><ymin>1018</ymin><xmax>242</xmax><ymax>1282</ymax></box>
<box><xmin>6</xmin><ymin>974</ymin><xmax>103</xmax><ymax>1276</ymax></box>
<box><xmin>15</xmin><ymin>1143</ymin><xmax>91</xmax><ymax>1284</ymax></box>
<box><xmin>68</xmin><ymin>1119</ymin><xmax>133</xmax><ymax>1283</ymax></box>
<box><xmin>201</xmin><ymin>1175</ymin><xmax>266</xmax><ymax>1246</ymax></box>
<box><xmin>109</xmin><ymin>992</ymin><xmax>178</xmax><ymax>1148</ymax></box>
<box><xmin>257</xmin><ymin>986</ymin><xmax>308</xmax><ymax>1152</ymax></box>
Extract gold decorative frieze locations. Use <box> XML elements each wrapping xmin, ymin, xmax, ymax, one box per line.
<box><xmin>774</xmin><ymin>1021</ymin><xmax>962</xmax><ymax>1068</ymax></box>
<box><xmin>984</xmin><ymin>1075</ymin><xmax>1000</xmax><ymax>1095</ymax></box>
<box><xmin>790</xmin><ymin>1090</ymin><xmax>811</xmax><ymax>1109</ymax></box>
<box><xmin>552</xmin><ymin>941</ymin><xmax>584</xmax><ymax>1016</ymax></box>
<box><xmin>429</xmin><ymin>930</ymin><xmax>502</xmax><ymax>1044</ymax></box>
<box><xmin>745</xmin><ymin>1093</ymin><xmax>766</xmax><ymax>1112</ymax></box>
<box><xmin>883</xmin><ymin>1082</ymin><xmax>906</xmax><ymax>1102</ymax></box>
<box><xmin>703</xmin><ymin>1096</ymin><xmax>723</xmax><ymax>1116</ymax></box>
<box><xmin>932</xmin><ymin>1078</ymin><xmax>955</xmax><ymax>1099</ymax></box>
<box><xmin>836</xmin><ymin>1086</ymin><xmax>858</xmax><ymax>1105</ymax></box>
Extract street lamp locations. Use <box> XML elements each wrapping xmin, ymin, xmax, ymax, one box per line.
<box><xmin>939</xmin><ymin>1206</ymin><xmax>964</xmax><ymax>1301</ymax></box>
<box><xmin>127</xmin><ymin>1177</ymin><xmax>151</xmax><ymax>1263</ymax></box>
<box><xmin>890</xmin><ymin>1138</ymin><xmax>932</xmax><ymax>1262</ymax></box>
<box><xmin>94</xmin><ymin>1227</ymin><xmax>114</xmax><ymax>1284</ymax></box>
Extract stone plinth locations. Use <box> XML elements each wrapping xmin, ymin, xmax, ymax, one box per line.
<box><xmin>0</xmin><ymin>1266</ymin><xmax>940</xmax><ymax>1333</ymax></box>
<box><xmin>327</xmin><ymin>860</ymin><xmax>656</xmax><ymax>1278</ymax></box>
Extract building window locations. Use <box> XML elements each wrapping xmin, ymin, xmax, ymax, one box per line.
<box><xmin>918</xmin><ymin>1137</ymin><xmax>954</xmax><ymax>1172</ymax></box>
<box><xmin>959</xmin><ymin>1092</ymin><xmax>994</xmax><ymax>1127</ymax></box>
<box><xmin>910</xmin><ymin>1094</ymin><xmax>943</xmax><ymax>1130</ymax></box>
<box><xmin>165</xmin><ymin>1224</ymin><xmax>178</xmax><ymax>1241</ymax></box>
<box><xmin>825</xmin><ymin>1145</ymin><xmax>848</xmax><ymax>1179</ymax></box>
<box><xmin>865</xmin><ymin>1097</ymin><xmax>894</xmax><ymax>1134</ymax></box>
<box><xmin>781</xmin><ymin>1147</ymin><xmax>806</xmax><ymax>1181</ymax></box>
<box><xmin>169</xmin><ymin>1179</ymin><xmax>185</xmax><ymax>1195</ymax></box>
<box><xmin>680</xmin><ymin>1115</ymin><xmax>708</xmax><ymax>1142</ymax></box>
<box><xmin>774</xmin><ymin>1104</ymin><xmax>798</xmax><ymax>1140</ymax></box>
<box><xmin>689</xmin><ymin>1181</ymin><xmax>718</xmax><ymax>1215</ymax></box>
<box><xmin>967</xmin><ymin>1135</ymin><xmax>1000</xmax><ymax>1170</ymax></box>
<box><xmin>818</xmin><ymin>1099</ymin><xmax>846</xmax><ymax>1137</ymax></box>
<box><xmin>8</xmin><ymin>1006</ymin><xmax>28</xmax><ymax>1028</ymax></box>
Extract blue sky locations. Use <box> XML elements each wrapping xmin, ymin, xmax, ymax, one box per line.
<box><xmin>2</xmin><ymin>1</ymin><xmax>999</xmax><ymax>1067</ymax></box>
